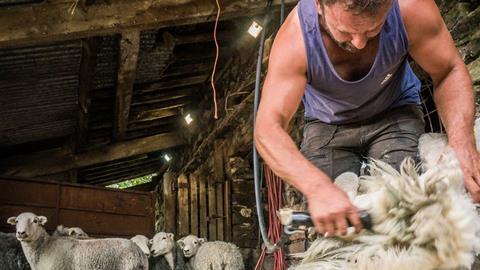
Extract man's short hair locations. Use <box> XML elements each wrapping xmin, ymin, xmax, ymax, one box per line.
<box><xmin>322</xmin><ymin>0</ymin><xmax>390</xmax><ymax>15</ymax></box>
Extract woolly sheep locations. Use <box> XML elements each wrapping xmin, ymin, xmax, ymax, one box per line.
<box><xmin>0</xmin><ymin>232</ymin><xmax>30</xmax><ymax>270</ymax></box>
<box><xmin>131</xmin><ymin>235</ymin><xmax>151</xmax><ymax>258</ymax></box>
<box><xmin>7</xmin><ymin>212</ymin><xmax>148</xmax><ymax>270</ymax></box>
<box><xmin>52</xmin><ymin>225</ymin><xmax>89</xmax><ymax>239</ymax></box>
<box><xmin>149</xmin><ymin>232</ymin><xmax>188</xmax><ymax>270</ymax></box>
<box><xmin>290</xmin><ymin>133</ymin><xmax>480</xmax><ymax>270</ymax></box>
<box><xmin>177</xmin><ymin>235</ymin><xmax>244</xmax><ymax>270</ymax></box>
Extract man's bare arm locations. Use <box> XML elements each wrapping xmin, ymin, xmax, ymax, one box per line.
<box><xmin>255</xmin><ymin>8</ymin><xmax>362</xmax><ymax>235</ymax></box>
<box><xmin>402</xmin><ymin>0</ymin><xmax>480</xmax><ymax>201</ymax></box>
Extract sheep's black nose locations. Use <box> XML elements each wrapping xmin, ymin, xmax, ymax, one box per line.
<box><xmin>184</xmin><ymin>249</ymin><xmax>190</xmax><ymax>252</ymax></box>
<box><xmin>17</xmin><ymin>231</ymin><xmax>27</xmax><ymax>237</ymax></box>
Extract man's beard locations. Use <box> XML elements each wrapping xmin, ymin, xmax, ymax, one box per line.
<box><xmin>319</xmin><ymin>15</ymin><xmax>360</xmax><ymax>53</ymax></box>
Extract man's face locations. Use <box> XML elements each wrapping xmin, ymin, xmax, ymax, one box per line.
<box><xmin>317</xmin><ymin>0</ymin><xmax>391</xmax><ymax>52</ymax></box>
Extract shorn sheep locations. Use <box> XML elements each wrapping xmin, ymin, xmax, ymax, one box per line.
<box><xmin>0</xmin><ymin>232</ymin><xmax>30</xmax><ymax>270</ymax></box>
<box><xmin>52</xmin><ymin>225</ymin><xmax>89</xmax><ymax>239</ymax></box>
<box><xmin>149</xmin><ymin>232</ymin><xmax>187</xmax><ymax>270</ymax></box>
<box><xmin>7</xmin><ymin>212</ymin><xmax>148</xmax><ymax>270</ymax></box>
<box><xmin>290</xmin><ymin>132</ymin><xmax>480</xmax><ymax>270</ymax></box>
<box><xmin>177</xmin><ymin>235</ymin><xmax>244</xmax><ymax>270</ymax></box>
<box><xmin>131</xmin><ymin>235</ymin><xmax>151</xmax><ymax>258</ymax></box>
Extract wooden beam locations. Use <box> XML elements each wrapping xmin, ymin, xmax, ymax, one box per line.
<box><xmin>134</xmin><ymin>74</ymin><xmax>209</xmax><ymax>96</ymax></box>
<box><xmin>132</xmin><ymin>88</ymin><xmax>196</xmax><ymax>106</ymax></box>
<box><xmin>131</xmin><ymin>108</ymin><xmax>179</xmax><ymax>123</ymax></box>
<box><xmin>0</xmin><ymin>0</ymin><xmax>296</xmax><ymax>49</ymax></box>
<box><xmin>75</xmin><ymin>37</ymin><xmax>98</xmax><ymax>153</ymax></box>
<box><xmin>0</xmin><ymin>132</ymin><xmax>184</xmax><ymax>178</ymax></box>
<box><xmin>173</xmin><ymin>31</ymin><xmax>233</xmax><ymax>45</ymax></box>
<box><xmin>114</xmin><ymin>30</ymin><xmax>140</xmax><ymax>141</ymax></box>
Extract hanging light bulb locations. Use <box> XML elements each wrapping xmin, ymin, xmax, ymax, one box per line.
<box><xmin>184</xmin><ymin>113</ymin><xmax>193</xmax><ymax>125</ymax></box>
<box><xmin>248</xmin><ymin>21</ymin><xmax>263</xmax><ymax>39</ymax></box>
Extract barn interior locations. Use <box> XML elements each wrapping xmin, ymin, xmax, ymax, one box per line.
<box><xmin>0</xmin><ymin>0</ymin><xmax>479</xmax><ymax>269</ymax></box>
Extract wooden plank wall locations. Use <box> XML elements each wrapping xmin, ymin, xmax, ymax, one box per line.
<box><xmin>165</xmin><ymin>140</ymin><xmax>233</xmax><ymax>241</ymax></box>
<box><xmin>0</xmin><ymin>177</ymin><xmax>156</xmax><ymax>238</ymax></box>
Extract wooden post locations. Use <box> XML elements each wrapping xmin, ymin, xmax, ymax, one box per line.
<box><xmin>163</xmin><ymin>172</ymin><xmax>177</xmax><ymax>235</ymax></box>
<box><xmin>213</xmin><ymin>140</ymin><xmax>225</xmax><ymax>240</ymax></box>
<box><xmin>198</xmin><ymin>167</ymin><xmax>208</xmax><ymax>238</ymax></box>
<box><xmin>208</xmin><ymin>162</ymin><xmax>217</xmax><ymax>240</ymax></box>
<box><xmin>178</xmin><ymin>174</ymin><xmax>190</xmax><ymax>236</ymax></box>
<box><xmin>189</xmin><ymin>172</ymin><xmax>199</xmax><ymax>236</ymax></box>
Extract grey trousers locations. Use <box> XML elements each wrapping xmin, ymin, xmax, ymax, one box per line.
<box><xmin>300</xmin><ymin>105</ymin><xmax>425</xmax><ymax>180</ymax></box>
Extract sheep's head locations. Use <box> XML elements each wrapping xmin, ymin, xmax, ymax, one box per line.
<box><xmin>68</xmin><ymin>227</ymin><xmax>89</xmax><ymax>239</ymax></box>
<box><xmin>7</xmin><ymin>212</ymin><xmax>47</xmax><ymax>243</ymax></box>
<box><xmin>177</xmin><ymin>235</ymin><xmax>205</xmax><ymax>258</ymax></box>
<box><xmin>131</xmin><ymin>235</ymin><xmax>151</xmax><ymax>257</ymax></box>
<box><xmin>150</xmin><ymin>232</ymin><xmax>174</xmax><ymax>257</ymax></box>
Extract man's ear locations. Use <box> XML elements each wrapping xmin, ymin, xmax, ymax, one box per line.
<box><xmin>38</xmin><ymin>216</ymin><xmax>48</xmax><ymax>226</ymax></box>
<box><xmin>7</xmin><ymin>217</ymin><xmax>17</xmax><ymax>225</ymax></box>
<box><xmin>199</xmin><ymin>238</ymin><xmax>206</xmax><ymax>245</ymax></box>
<box><xmin>168</xmin><ymin>233</ymin><xmax>174</xmax><ymax>240</ymax></box>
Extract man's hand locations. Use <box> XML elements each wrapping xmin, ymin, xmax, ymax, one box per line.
<box><xmin>452</xmin><ymin>144</ymin><xmax>480</xmax><ymax>203</ymax></box>
<box><xmin>305</xmin><ymin>183</ymin><xmax>363</xmax><ymax>236</ymax></box>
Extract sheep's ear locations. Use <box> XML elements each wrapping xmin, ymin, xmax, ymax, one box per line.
<box><xmin>148</xmin><ymin>239</ymin><xmax>153</xmax><ymax>245</ymax></box>
<box><xmin>38</xmin><ymin>216</ymin><xmax>48</xmax><ymax>226</ymax></box>
<box><xmin>7</xmin><ymin>216</ymin><xmax>17</xmax><ymax>225</ymax></box>
<box><xmin>198</xmin><ymin>238</ymin><xmax>206</xmax><ymax>245</ymax></box>
<box><xmin>167</xmin><ymin>233</ymin><xmax>174</xmax><ymax>240</ymax></box>
<box><xmin>177</xmin><ymin>239</ymin><xmax>185</xmax><ymax>248</ymax></box>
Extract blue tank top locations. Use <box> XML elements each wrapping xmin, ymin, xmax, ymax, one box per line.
<box><xmin>298</xmin><ymin>0</ymin><xmax>421</xmax><ymax>124</ymax></box>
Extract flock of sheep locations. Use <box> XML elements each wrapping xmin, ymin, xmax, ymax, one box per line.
<box><xmin>1</xmin><ymin>213</ymin><xmax>245</xmax><ymax>270</ymax></box>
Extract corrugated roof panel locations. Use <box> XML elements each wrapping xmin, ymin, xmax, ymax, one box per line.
<box><xmin>0</xmin><ymin>41</ymin><xmax>81</xmax><ymax>146</ymax></box>
<box><xmin>0</xmin><ymin>0</ymin><xmax>43</xmax><ymax>7</ymax></box>
<box><xmin>93</xmin><ymin>35</ymin><xmax>119</xmax><ymax>90</ymax></box>
<box><xmin>135</xmin><ymin>30</ymin><xmax>173</xmax><ymax>84</ymax></box>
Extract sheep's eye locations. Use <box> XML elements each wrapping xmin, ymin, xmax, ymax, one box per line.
<box><xmin>33</xmin><ymin>219</ymin><xmax>38</xmax><ymax>223</ymax></box>
<box><xmin>162</xmin><ymin>237</ymin><xmax>166</xmax><ymax>240</ymax></box>
<box><xmin>194</xmin><ymin>241</ymin><xmax>198</xmax><ymax>245</ymax></box>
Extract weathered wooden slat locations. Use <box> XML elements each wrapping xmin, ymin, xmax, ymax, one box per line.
<box><xmin>214</xmin><ymin>140</ymin><xmax>225</xmax><ymax>240</ymax></box>
<box><xmin>114</xmin><ymin>30</ymin><xmax>140</xmax><ymax>141</ymax></box>
<box><xmin>132</xmin><ymin>88</ymin><xmax>195</xmax><ymax>106</ymax></box>
<box><xmin>133</xmin><ymin>75</ymin><xmax>208</xmax><ymax>96</ymax></box>
<box><xmin>0</xmin><ymin>132</ymin><xmax>184</xmax><ymax>177</ymax></box>
<box><xmin>208</xmin><ymin>165</ymin><xmax>217</xmax><ymax>240</ymax></box>
<box><xmin>0</xmin><ymin>0</ymin><xmax>296</xmax><ymax>49</ymax></box>
<box><xmin>224</xmin><ymin>174</ymin><xmax>232</xmax><ymax>242</ymax></box>
<box><xmin>131</xmin><ymin>108</ymin><xmax>179</xmax><ymax>123</ymax></box>
<box><xmin>88</xmin><ymin>167</ymin><xmax>158</xmax><ymax>186</ymax></box>
<box><xmin>198</xmin><ymin>168</ymin><xmax>208</xmax><ymax>239</ymax></box>
<box><xmin>178</xmin><ymin>174</ymin><xmax>190</xmax><ymax>236</ymax></box>
<box><xmin>189</xmin><ymin>172</ymin><xmax>199</xmax><ymax>236</ymax></box>
<box><xmin>163</xmin><ymin>172</ymin><xmax>177</xmax><ymax>235</ymax></box>
<box><xmin>81</xmin><ymin>154</ymin><xmax>148</xmax><ymax>174</ymax></box>
<box><xmin>75</xmin><ymin>37</ymin><xmax>98</xmax><ymax>153</ymax></box>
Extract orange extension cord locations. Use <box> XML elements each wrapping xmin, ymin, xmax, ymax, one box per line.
<box><xmin>210</xmin><ymin>0</ymin><xmax>221</xmax><ymax>120</ymax></box>
<box><xmin>254</xmin><ymin>165</ymin><xmax>286</xmax><ymax>270</ymax></box>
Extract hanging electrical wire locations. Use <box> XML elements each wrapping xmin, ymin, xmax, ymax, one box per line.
<box><xmin>253</xmin><ymin>0</ymin><xmax>287</xmax><ymax>269</ymax></box>
<box><xmin>210</xmin><ymin>0</ymin><xmax>221</xmax><ymax>119</ymax></box>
